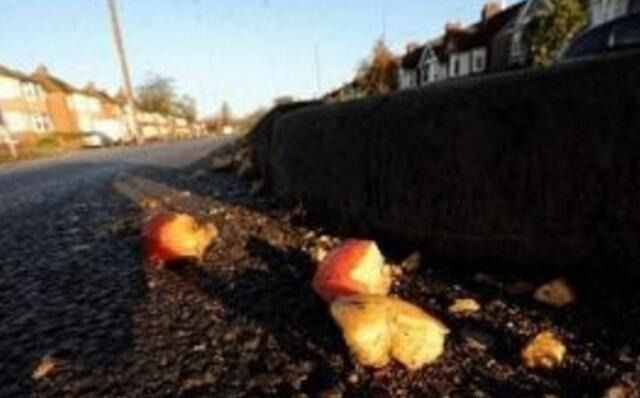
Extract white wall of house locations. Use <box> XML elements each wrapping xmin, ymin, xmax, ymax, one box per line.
<box><xmin>68</xmin><ymin>93</ymin><xmax>102</xmax><ymax>132</ymax></box>
<box><xmin>398</xmin><ymin>69</ymin><xmax>417</xmax><ymax>89</ymax></box>
<box><xmin>0</xmin><ymin>76</ymin><xmax>51</xmax><ymax>134</ymax></box>
<box><xmin>1</xmin><ymin>111</ymin><xmax>51</xmax><ymax>134</ymax></box>
<box><xmin>448</xmin><ymin>52</ymin><xmax>472</xmax><ymax>79</ymax></box>
<box><xmin>2</xmin><ymin>112</ymin><xmax>30</xmax><ymax>132</ymax></box>
<box><xmin>590</xmin><ymin>0</ymin><xmax>630</xmax><ymax>26</ymax></box>
<box><xmin>0</xmin><ymin>76</ymin><xmax>23</xmax><ymax>99</ymax></box>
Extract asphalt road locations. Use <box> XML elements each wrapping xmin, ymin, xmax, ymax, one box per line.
<box><xmin>0</xmin><ymin>137</ymin><xmax>227</xmax><ymax>215</ymax></box>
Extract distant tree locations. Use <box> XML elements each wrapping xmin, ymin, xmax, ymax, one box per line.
<box><xmin>137</xmin><ymin>74</ymin><xmax>176</xmax><ymax>114</ymax></box>
<box><xmin>357</xmin><ymin>39</ymin><xmax>399</xmax><ymax>95</ymax></box>
<box><xmin>136</xmin><ymin>73</ymin><xmax>197</xmax><ymax>121</ymax></box>
<box><xmin>173</xmin><ymin>94</ymin><xmax>197</xmax><ymax>122</ymax></box>
<box><xmin>527</xmin><ymin>0</ymin><xmax>588</xmax><ymax>66</ymax></box>
<box><xmin>219</xmin><ymin>101</ymin><xmax>232</xmax><ymax>126</ymax></box>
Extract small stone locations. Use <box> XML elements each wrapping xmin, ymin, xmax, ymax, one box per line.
<box><xmin>402</xmin><ymin>252</ymin><xmax>421</xmax><ymax>272</ymax></box>
<box><xmin>618</xmin><ymin>345</ymin><xmax>634</xmax><ymax>363</ymax></box>
<box><xmin>140</xmin><ymin>197</ymin><xmax>160</xmax><ymax>210</ymax></box>
<box><xmin>506</xmin><ymin>281</ymin><xmax>536</xmax><ymax>295</ymax></box>
<box><xmin>448</xmin><ymin>298</ymin><xmax>481</xmax><ymax>315</ymax></box>
<box><xmin>461</xmin><ymin>329</ymin><xmax>494</xmax><ymax>351</ymax></box>
<box><xmin>192</xmin><ymin>169</ymin><xmax>207</xmax><ymax>179</ymax></box>
<box><xmin>521</xmin><ymin>331</ymin><xmax>566</xmax><ymax>369</ymax></box>
<box><xmin>313</xmin><ymin>247</ymin><xmax>328</xmax><ymax>262</ymax></box>
<box><xmin>180</xmin><ymin>191</ymin><xmax>191</xmax><ymax>197</ymax></box>
<box><xmin>211</xmin><ymin>156</ymin><xmax>233</xmax><ymax>170</ymax></box>
<box><xmin>534</xmin><ymin>278</ymin><xmax>576</xmax><ymax>307</ymax></box>
<box><xmin>319</xmin><ymin>388</ymin><xmax>342</xmax><ymax>398</ymax></box>
<box><xmin>32</xmin><ymin>356</ymin><xmax>57</xmax><ymax>380</ymax></box>
<box><xmin>250</xmin><ymin>180</ymin><xmax>263</xmax><ymax>195</ymax></box>
<box><xmin>603</xmin><ymin>385</ymin><xmax>631</xmax><ymax>398</ymax></box>
<box><xmin>243</xmin><ymin>337</ymin><xmax>261</xmax><ymax>351</ymax></box>
<box><xmin>193</xmin><ymin>343</ymin><xmax>207</xmax><ymax>352</ymax></box>
<box><xmin>71</xmin><ymin>244</ymin><xmax>92</xmax><ymax>253</ymax></box>
<box><xmin>347</xmin><ymin>373</ymin><xmax>359</xmax><ymax>384</ymax></box>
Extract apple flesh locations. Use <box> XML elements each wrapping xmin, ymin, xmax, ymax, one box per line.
<box><xmin>142</xmin><ymin>212</ymin><xmax>218</xmax><ymax>267</ymax></box>
<box><xmin>330</xmin><ymin>295</ymin><xmax>393</xmax><ymax>368</ymax></box>
<box><xmin>387</xmin><ymin>296</ymin><xmax>450</xmax><ymax>370</ymax></box>
<box><xmin>330</xmin><ymin>295</ymin><xmax>449</xmax><ymax>370</ymax></box>
<box><xmin>312</xmin><ymin>240</ymin><xmax>392</xmax><ymax>302</ymax></box>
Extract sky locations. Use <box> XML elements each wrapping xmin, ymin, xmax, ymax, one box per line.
<box><xmin>0</xmin><ymin>0</ymin><xmax>512</xmax><ymax>117</ymax></box>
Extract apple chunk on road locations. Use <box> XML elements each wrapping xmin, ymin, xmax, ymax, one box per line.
<box><xmin>142</xmin><ymin>212</ymin><xmax>218</xmax><ymax>267</ymax></box>
<box><xmin>312</xmin><ymin>240</ymin><xmax>392</xmax><ymax>302</ymax></box>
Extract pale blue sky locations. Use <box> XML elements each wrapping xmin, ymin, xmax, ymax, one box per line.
<box><xmin>0</xmin><ymin>1</ymin><xmax>513</xmax><ymax>117</ymax></box>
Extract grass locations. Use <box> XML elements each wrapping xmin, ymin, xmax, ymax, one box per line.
<box><xmin>0</xmin><ymin>133</ymin><xmax>82</xmax><ymax>166</ymax></box>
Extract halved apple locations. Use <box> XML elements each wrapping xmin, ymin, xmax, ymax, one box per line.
<box><xmin>312</xmin><ymin>240</ymin><xmax>392</xmax><ymax>302</ymax></box>
<box><xmin>142</xmin><ymin>212</ymin><xmax>218</xmax><ymax>267</ymax></box>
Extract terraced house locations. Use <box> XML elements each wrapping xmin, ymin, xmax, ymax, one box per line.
<box><xmin>0</xmin><ymin>64</ymin><xmax>52</xmax><ymax>137</ymax></box>
<box><xmin>32</xmin><ymin>66</ymin><xmax>125</xmax><ymax>137</ymax></box>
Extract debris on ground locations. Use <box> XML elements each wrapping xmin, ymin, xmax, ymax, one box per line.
<box><xmin>32</xmin><ymin>356</ymin><xmax>58</xmax><ymax>380</ymax></box>
<box><xmin>4</xmin><ymin>144</ymin><xmax>640</xmax><ymax>396</ymax></box>
<box><xmin>521</xmin><ymin>331</ymin><xmax>567</xmax><ymax>369</ymax></box>
<box><xmin>533</xmin><ymin>278</ymin><xmax>576</xmax><ymax>307</ymax></box>
<box><xmin>448</xmin><ymin>298</ymin><xmax>481</xmax><ymax>315</ymax></box>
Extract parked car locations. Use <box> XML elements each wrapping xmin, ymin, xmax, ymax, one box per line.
<box><xmin>560</xmin><ymin>13</ymin><xmax>640</xmax><ymax>61</ymax></box>
<box><xmin>81</xmin><ymin>131</ymin><xmax>118</xmax><ymax>148</ymax></box>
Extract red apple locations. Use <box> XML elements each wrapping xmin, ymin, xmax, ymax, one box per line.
<box><xmin>142</xmin><ymin>212</ymin><xmax>218</xmax><ymax>267</ymax></box>
<box><xmin>312</xmin><ymin>240</ymin><xmax>391</xmax><ymax>302</ymax></box>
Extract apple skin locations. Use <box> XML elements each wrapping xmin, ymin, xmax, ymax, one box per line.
<box><xmin>312</xmin><ymin>240</ymin><xmax>391</xmax><ymax>302</ymax></box>
<box><xmin>142</xmin><ymin>212</ymin><xmax>217</xmax><ymax>267</ymax></box>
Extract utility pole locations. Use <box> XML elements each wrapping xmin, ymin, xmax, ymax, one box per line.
<box><xmin>107</xmin><ymin>0</ymin><xmax>142</xmax><ymax>144</ymax></box>
<box><xmin>314</xmin><ymin>43</ymin><xmax>322</xmax><ymax>98</ymax></box>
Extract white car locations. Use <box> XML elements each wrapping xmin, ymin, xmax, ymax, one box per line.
<box><xmin>81</xmin><ymin>131</ymin><xmax>117</xmax><ymax>148</ymax></box>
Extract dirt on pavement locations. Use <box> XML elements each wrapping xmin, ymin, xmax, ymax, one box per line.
<box><xmin>1</xmin><ymin>154</ymin><xmax>640</xmax><ymax>397</ymax></box>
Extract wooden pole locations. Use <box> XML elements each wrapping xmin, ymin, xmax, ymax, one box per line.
<box><xmin>107</xmin><ymin>0</ymin><xmax>142</xmax><ymax>144</ymax></box>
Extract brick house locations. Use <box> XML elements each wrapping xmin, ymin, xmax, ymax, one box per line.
<box><xmin>442</xmin><ymin>2</ymin><xmax>525</xmax><ymax>79</ymax></box>
<box><xmin>0</xmin><ymin>64</ymin><xmax>52</xmax><ymax>137</ymax></box>
<box><xmin>31</xmin><ymin>65</ymin><xmax>81</xmax><ymax>133</ymax></box>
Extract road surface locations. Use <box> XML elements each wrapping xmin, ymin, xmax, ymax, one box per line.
<box><xmin>0</xmin><ymin>137</ymin><xmax>226</xmax><ymax>215</ymax></box>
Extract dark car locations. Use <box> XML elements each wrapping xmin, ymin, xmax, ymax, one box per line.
<box><xmin>560</xmin><ymin>13</ymin><xmax>640</xmax><ymax>61</ymax></box>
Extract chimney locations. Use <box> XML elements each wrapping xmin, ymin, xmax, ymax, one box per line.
<box><xmin>445</xmin><ymin>21</ymin><xmax>464</xmax><ymax>33</ymax></box>
<box><xmin>405</xmin><ymin>42</ymin><xmax>420</xmax><ymax>54</ymax></box>
<box><xmin>482</xmin><ymin>1</ymin><xmax>505</xmax><ymax>22</ymax></box>
<box><xmin>34</xmin><ymin>64</ymin><xmax>49</xmax><ymax>75</ymax></box>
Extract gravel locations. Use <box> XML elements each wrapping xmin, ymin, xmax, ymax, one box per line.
<box><xmin>1</xmin><ymin>139</ymin><xmax>639</xmax><ymax>397</ymax></box>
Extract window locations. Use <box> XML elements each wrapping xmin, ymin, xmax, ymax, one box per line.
<box><xmin>611</xmin><ymin>16</ymin><xmax>640</xmax><ymax>48</ymax></box>
<box><xmin>422</xmin><ymin>63</ymin><xmax>431</xmax><ymax>84</ymax></box>
<box><xmin>450</xmin><ymin>57</ymin><xmax>460</xmax><ymax>77</ymax></box>
<box><xmin>473</xmin><ymin>49</ymin><xmax>486</xmax><ymax>73</ymax></box>
<box><xmin>563</xmin><ymin>23</ymin><xmax>612</xmax><ymax>58</ymax></box>
<box><xmin>31</xmin><ymin>113</ymin><xmax>51</xmax><ymax>133</ymax></box>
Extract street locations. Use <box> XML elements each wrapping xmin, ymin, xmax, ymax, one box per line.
<box><xmin>0</xmin><ymin>137</ymin><xmax>225</xmax><ymax>216</ymax></box>
<box><xmin>1</xmin><ymin>135</ymin><xmax>640</xmax><ymax>396</ymax></box>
